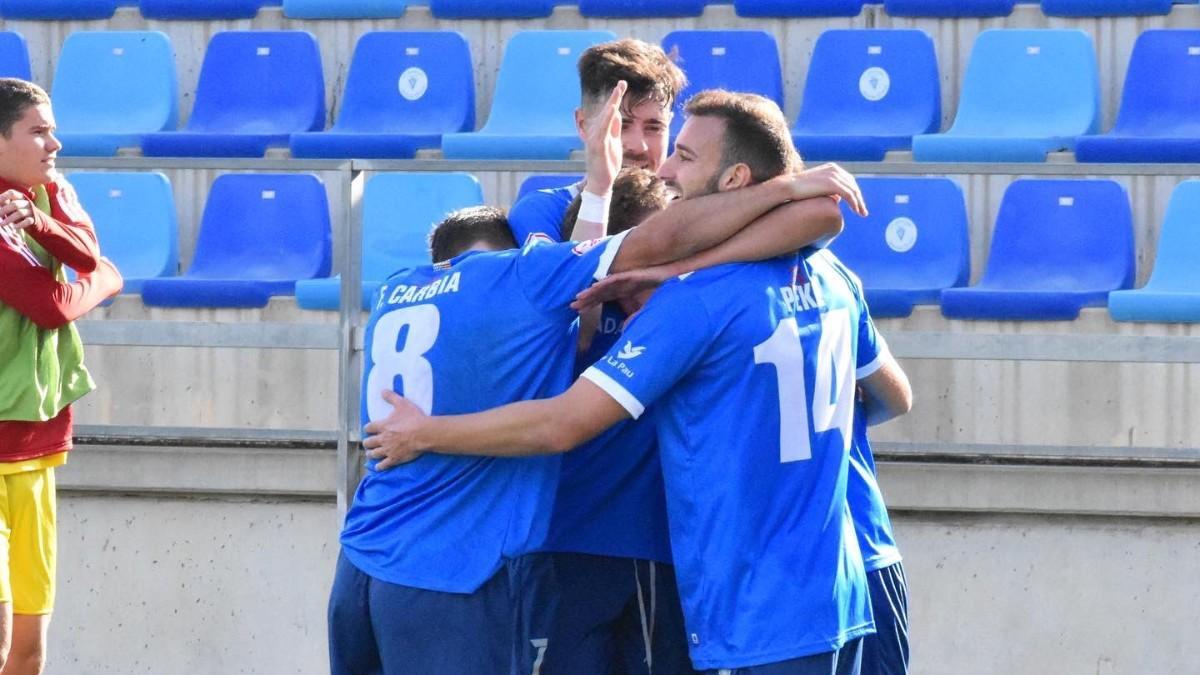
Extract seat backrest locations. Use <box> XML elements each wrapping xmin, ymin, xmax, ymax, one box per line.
<box><xmin>980</xmin><ymin>179</ymin><xmax>1134</xmax><ymax>292</ymax></box>
<box><xmin>69</xmin><ymin>172</ymin><xmax>178</xmax><ymax>280</ymax></box>
<box><xmin>1109</xmin><ymin>30</ymin><xmax>1200</xmax><ymax>136</ymax></box>
<box><xmin>282</xmin><ymin>0</ymin><xmax>406</xmax><ymax>18</ymax></box>
<box><xmin>516</xmin><ymin>174</ymin><xmax>581</xmax><ymax>201</ymax></box>
<box><xmin>0</xmin><ymin>0</ymin><xmax>116</xmax><ymax>19</ymax></box>
<box><xmin>1143</xmin><ymin>179</ymin><xmax>1200</xmax><ymax>290</ymax></box>
<box><xmin>662</xmin><ymin>30</ymin><xmax>784</xmax><ymax>138</ymax></box>
<box><xmin>51</xmin><ymin>31</ymin><xmax>177</xmax><ymax>135</ymax></box>
<box><xmin>187</xmin><ymin>31</ymin><xmax>324</xmax><ymax>135</ymax></box>
<box><xmin>883</xmin><ymin>0</ymin><xmax>1015</xmax><ymax>16</ymax></box>
<box><xmin>334</xmin><ymin>31</ymin><xmax>473</xmax><ymax>135</ymax></box>
<box><xmin>479</xmin><ymin>30</ymin><xmax>616</xmax><ymax>135</ymax></box>
<box><xmin>830</xmin><ymin>177</ymin><xmax>969</xmax><ymax>290</ymax></box>
<box><xmin>579</xmin><ymin>0</ymin><xmax>706</xmax><ymax>17</ymax></box>
<box><xmin>188</xmin><ymin>173</ymin><xmax>331</xmax><ymax>281</ymax></box>
<box><xmin>0</xmin><ymin>31</ymin><xmax>30</xmax><ymax>80</ymax></box>
<box><xmin>795</xmin><ymin>29</ymin><xmax>940</xmax><ymax>136</ymax></box>
<box><xmin>362</xmin><ymin>173</ymin><xmax>484</xmax><ymax>279</ymax></box>
<box><xmin>949</xmin><ymin>29</ymin><xmax>1099</xmax><ymax>137</ymax></box>
<box><xmin>1041</xmin><ymin>0</ymin><xmax>1172</xmax><ymax>17</ymax></box>
<box><xmin>139</xmin><ymin>0</ymin><xmax>265</xmax><ymax>19</ymax></box>
<box><xmin>733</xmin><ymin>0</ymin><xmax>865</xmax><ymax>16</ymax></box>
<box><xmin>430</xmin><ymin>0</ymin><xmax>554</xmax><ymax>18</ymax></box>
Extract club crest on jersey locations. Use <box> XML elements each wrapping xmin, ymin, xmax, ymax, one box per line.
<box><xmin>522</xmin><ymin>232</ymin><xmax>554</xmax><ymax>255</ymax></box>
<box><xmin>571</xmin><ymin>238</ymin><xmax>603</xmax><ymax>256</ymax></box>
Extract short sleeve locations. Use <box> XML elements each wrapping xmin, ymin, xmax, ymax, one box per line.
<box><xmin>854</xmin><ymin>285</ymin><xmax>890</xmax><ymax>380</ymax></box>
<box><xmin>515</xmin><ymin>230</ymin><xmax>631</xmax><ymax>315</ymax></box>
<box><xmin>508</xmin><ymin>186</ymin><xmax>578</xmax><ymax>245</ymax></box>
<box><xmin>582</xmin><ymin>281</ymin><xmax>714</xmax><ymax>420</ymax></box>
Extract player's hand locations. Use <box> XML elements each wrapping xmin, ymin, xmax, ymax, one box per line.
<box><xmin>583</xmin><ymin>80</ymin><xmax>627</xmax><ymax>197</ymax></box>
<box><xmin>785</xmin><ymin>164</ymin><xmax>867</xmax><ymax>217</ymax></box>
<box><xmin>362</xmin><ymin>390</ymin><xmax>427</xmax><ymax>470</ymax></box>
<box><xmin>0</xmin><ymin>190</ymin><xmax>38</xmax><ymax>231</ymax></box>
<box><xmin>571</xmin><ymin>264</ymin><xmax>675</xmax><ymax>311</ymax></box>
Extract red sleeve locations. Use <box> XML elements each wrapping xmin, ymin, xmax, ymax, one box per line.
<box><xmin>23</xmin><ymin>180</ymin><xmax>100</xmax><ymax>274</ymax></box>
<box><xmin>0</xmin><ymin>249</ymin><xmax>122</xmax><ymax>330</ymax></box>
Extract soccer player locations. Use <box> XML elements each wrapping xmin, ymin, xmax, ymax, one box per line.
<box><xmin>363</xmin><ymin>91</ymin><xmax>909</xmax><ymax>674</ymax></box>
<box><xmin>0</xmin><ymin>78</ymin><xmax>122</xmax><ymax>675</ymax></box>
<box><xmin>328</xmin><ymin>94</ymin><xmax>857</xmax><ymax>672</ymax></box>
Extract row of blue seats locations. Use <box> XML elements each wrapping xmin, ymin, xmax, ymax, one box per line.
<box><xmin>4</xmin><ymin>0</ymin><xmax>1198</xmax><ymax>19</ymax></box>
<box><xmin>12</xmin><ymin>28</ymin><xmax>1200</xmax><ymax>162</ymax></box>
<box><xmin>69</xmin><ymin>170</ymin><xmax>1200</xmax><ymax>323</ymax></box>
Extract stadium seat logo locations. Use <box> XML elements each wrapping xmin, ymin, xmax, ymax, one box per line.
<box><xmin>859</xmin><ymin>66</ymin><xmax>890</xmax><ymax>102</ymax></box>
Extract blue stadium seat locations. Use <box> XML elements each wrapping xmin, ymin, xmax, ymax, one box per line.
<box><xmin>662</xmin><ymin>30</ymin><xmax>784</xmax><ymax>138</ymax></box>
<box><xmin>141</xmin><ymin>174</ymin><xmax>331</xmax><ymax>309</ymax></box>
<box><xmin>579</xmin><ymin>0</ymin><xmax>706</xmax><ymax>17</ymax></box>
<box><xmin>0</xmin><ymin>0</ymin><xmax>117</xmax><ymax>19</ymax></box>
<box><xmin>139</xmin><ymin>0</ymin><xmax>266</xmax><ymax>19</ymax></box>
<box><xmin>52</xmin><ymin>32</ymin><xmax>177</xmax><ymax>157</ymax></box>
<box><xmin>1075</xmin><ymin>31</ymin><xmax>1200</xmax><ymax>163</ymax></box>
<box><xmin>1042</xmin><ymin>0</ymin><xmax>1174</xmax><ymax>16</ymax></box>
<box><xmin>792</xmin><ymin>30</ymin><xmax>940</xmax><ymax>162</ymax></box>
<box><xmin>430</xmin><ymin>0</ymin><xmax>555</xmax><ymax>18</ymax></box>
<box><xmin>941</xmin><ymin>179</ymin><xmax>1134</xmax><ymax>320</ymax></box>
<box><xmin>142</xmin><ymin>31</ymin><xmax>323</xmax><ymax>158</ymax></box>
<box><xmin>830</xmin><ymin>177</ymin><xmax>969</xmax><ymax>317</ymax></box>
<box><xmin>912</xmin><ymin>30</ymin><xmax>1099</xmax><ymax>163</ymax></box>
<box><xmin>1109</xmin><ymin>180</ymin><xmax>1200</xmax><ymax>322</ymax></box>
<box><xmin>291</xmin><ymin>32</ymin><xmax>473</xmax><ymax>159</ymax></box>
<box><xmin>0</xmin><ymin>32</ymin><xmax>30</xmax><ymax>80</ymax></box>
<box><xmin>283</xmin><ymin>0</ymin><xmax>405</xmax><ymax>17</ymax></box>
<box><xmin>517</xmin><ymin>174</ymin><xmax>582</xmax><ymax>201</ymax></box>
<box><xmin>296</xmin><ymin>173</ymin><xmax>483</xmax><ymax>311</ymax></box>
<box><xmin>68</xmin><ymin>172</ymin><xmax>178</xmax><ymax>294</ymax></box>
<box><xmin>442</xmin><ymin>30</ymin><xmax>615</xmax><ymax>160</ymax></box>
<box><xmin>733</xmin><ymin>0</ymin><xmax>866</xmax><ymax>16</ymax></box>
<box><xmin>882</xmin><ymin>0</ymin><xmax>1016</xmax><ymax>16</ymax></box>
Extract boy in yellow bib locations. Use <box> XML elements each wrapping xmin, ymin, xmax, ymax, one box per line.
<box><xmin>0</xmin><ymin>79</ymin><xmax>122</xmax><ymax>674</ymax></box>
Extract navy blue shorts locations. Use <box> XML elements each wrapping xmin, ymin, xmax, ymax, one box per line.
<box><xmin>701</xmin><ymin>638</ymin><xmax>863</xmax><ymax>675</ymax></box>
<box><xmin>328</xmin><ymin>551</ymin><xmax>518</xmax><ymax>675</ymax></box>
<box><xmin>861</xmin><ymin>562</ymin><xmax>910</xmax><ymax>675</ymax></box>
<box><xmin>538</xmin><ymin>552</ymin><xmax>696</xmax><ymax>675</ymax></box>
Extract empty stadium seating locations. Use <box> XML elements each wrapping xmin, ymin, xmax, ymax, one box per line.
<box><xmin>139</xmin><ymin>0</ymin><xmax>266</xmax><ymax>19</ymax></box>
<box><xmin>883</xmin><ymin>0</ymin><xmax>1017</xmax><ymax>16</ymax></box>
<box><xmin>579</xmin><ymin>0</ymin><xmax>706</xmax><ymax>17</ymax></box>
<box><xmin>0</xmin><ymin>31</ymin><xmax>30</xmax><ymax>80</ymax></box>
<box><xmin>791</xmin><ymin>29</ymin><xmax>940</xmax><ymax>162</ymax></box>
<box><xmin>142</xmin><ymin>31</ymin><xmax>324</xmax><ymax>158</ymax></box>
<box><xmin>1075</xmin><ymin>30</ymin><xmax>1200</xmax><ymax>163</ymax></box>
<box><xmin>0</xmin><ymin>0</ymin><xmax>117</xmax><ymax>20</ymax></box>
<box><xmin>912</xmin><ymin>29</ymin><xmax>1100</xmax><ymax>162</ymax></box>
<box><xmin>733</xmin><ymin>0</ymin><xmax>866</xmax><ymax>17</ymax></box>
<box><xmin>830</xmin><ymin>177</ymin><xmax>969</xmax><ymax>317</ymax></box>
<box><xmin>1109</xmin><ymin>180</ymin><xmax>1200</xmax><ymax>322</ymax></box>
<box><xmin>662</xmin><ymin>30</ymin><xmax>784</xmax><ymax>138</ymax></box>
<box><xmin>291</xmin><ymin>32</ymin><xmax>473</xmax><ymax>160</ymax></box>
<box><xmin>68</xmin><ymin>172</ymin><xmax>178</xmax><ymax>293</ymax></box>
<box><xmin>429</xmin><ymin>0</ymin><xmax>555</xmax><ymax>18</ymax></box>
<box><xmin>516</xmin><ymin>174</ymin><xmax>582</xmax><ymax>200</ymax></box>
<box><xmin>296</xmin><ymin>172</ymin><xmax>483</xmax><ymax>310</ymax></box>
<box><xmin>441</xmin><ymin>30</ymin><xmax>615</xmax><ymax>160</ymax></box>
<box><xmin>282</xmin><ymin>0</ymin><xmax>407</xmax><ymax>18</ymax></box>
<box><xmin>52</xmin><ymin>31</ymin><xmax>177</xmax><ymax>157</ymax></box>
<box><xmin>941</xmin><ymin>179</ymin><xmax>1135</xmax><ymax>320</ymax></box>
<box><xmin>1041</xmin><ymin>0</ymin><xmax>1174</xmax><ymax>16</ymax></box>
<box><xmin>141</xmin><ymin>174</ymin><xmax>331</xmax><ymax>308</ymax></box>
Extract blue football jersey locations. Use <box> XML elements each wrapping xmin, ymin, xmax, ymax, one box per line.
<box><xmin>583</xmin><ymin>251</ymin><xmax>874</xmax><ymax>669</ymax></box>
<box><xmin>340</xmin><ymin>231</ymin><xmax>629</xmax><ymax>594</ymax></box>
<box><xmin>508</xmin><ymin>184</ymin><xmax>579</xmax><ymax>246</ymax></box>
<box><xmin>817</xmin><ymin>253</ymin><xmax>903</xmax><ymax>573</ymax></box>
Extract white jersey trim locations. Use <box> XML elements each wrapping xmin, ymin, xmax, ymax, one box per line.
<box><xmin>582</xmin><ymin>366</ymin><xmax>646</xmax><ymax>420</ymax></box>
<box><xmin>856</xmin><ymin>346</ymin><xmax>891</xmax><ymax>380</ymax></box>
<box><xmin>594</xmin><ymin>229</ymin><xmax>631</xmax><ymax>281</ymax></box>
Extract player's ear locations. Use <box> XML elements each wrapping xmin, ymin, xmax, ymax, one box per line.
<box><xmin>718</xmin><ymin>163</ymin><xmax>754</xmax><ymax>192</ymax></box>
<box><xmin>575</xmin><ymin>107</ymin><xmax>588</xmax><ymax>139</ymax></box>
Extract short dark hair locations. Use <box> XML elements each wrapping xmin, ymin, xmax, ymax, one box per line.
<box><xmin>561</xmin><ymin>168</ymin><xmax>672</xmax><ymax>240</ymax></box>
<box><xmin>428</xmin><ymin>206</ymin><xmax>517</xmax><ymax>262</ymax></box>
<box><xmin>0</xmin><ymin>78</ymin><xmax>49</xmax><ymax>139</ymax></box>
<box><xmin>578</xmin><ymin>39</ymin><xmax>686</xmax><ymax>112</ymax></box>
<box><xmin>683</xmin><ymin>89</ymin><xmax>800</xmax><ymax>184</ymax></box>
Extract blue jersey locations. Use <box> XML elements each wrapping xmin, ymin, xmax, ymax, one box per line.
<box><xmin>508</xmin><ymin>183</ymin><xmax>579</xmax><ymax>246</ymax></box>
<box><xmin>340</xmin><ymin>231</ymin><xmax>630</xmax><ymax>594</ymax></box>
<box><xmin>583</xmin><ymin>251</ymin><xmax>875</xmax><ymax>669</ymax></box>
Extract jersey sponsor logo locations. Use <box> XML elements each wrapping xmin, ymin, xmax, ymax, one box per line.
<box><xmin>571</xmin><ymin>238</ymin><xmax>603</xmax><ymax>256</ymax></box>
<box><xmin>616</xmin><ymin>340</ymin><xmax>645</xmax><ymax>359</ymax></box>
<box><xmin>383</xmin><ymin>271</ymin><xmax>462</xmax><ymax>306</ymax></box>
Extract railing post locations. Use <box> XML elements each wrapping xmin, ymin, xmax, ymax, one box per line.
<box><xmin>336</xmin><ymin>165</ymin><xmax>366</xmax><ymax>520</ymax></box>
